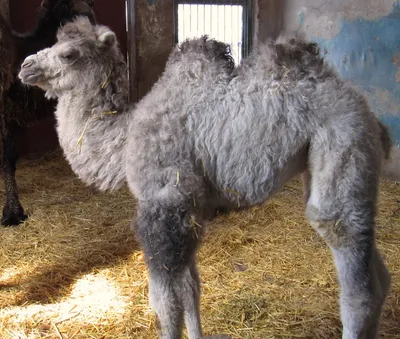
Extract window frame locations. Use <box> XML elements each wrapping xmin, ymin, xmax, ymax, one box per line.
<box><xmin>173</xmin><ymin>0</ymin><xmax>254</xmax><ymax>61</ymax></box>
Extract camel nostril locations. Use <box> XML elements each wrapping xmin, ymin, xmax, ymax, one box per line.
<box><xmin>22</xmin><ymin>60</ymin><xmax>34</xmax><ymax>69</ymax></box>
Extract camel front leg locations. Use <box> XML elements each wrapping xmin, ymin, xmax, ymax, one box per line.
<box><xmin>1</xmin><ymin>123</ymin><xmax>27</xmax><ymax>226</ymax></box>
<box><xmin>135</xmin><ymin>200</ymin><xmax>203</xmax><ymax>339</ymax></box>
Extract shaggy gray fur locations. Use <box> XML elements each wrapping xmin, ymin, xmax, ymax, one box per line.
<box><xmin>19</xmin><ymin>17</ymin><xmax>391</xmax><ymax>339</ymax></box>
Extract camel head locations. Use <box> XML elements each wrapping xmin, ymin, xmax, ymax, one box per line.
<box><xmin>40</xmin><ymin>0</ymin><xmax>96</xmax><ymax>25</ymax></box>
<box><xmin>19</xmin><ymin>17</ymin><xmax>122</xmax><ymax>98</ymax></box>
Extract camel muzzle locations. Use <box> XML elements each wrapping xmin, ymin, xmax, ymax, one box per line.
<box><xmin>19</xmin><ymin>57</ymin><xmax>44</xmax><ymax>85</ymax></box>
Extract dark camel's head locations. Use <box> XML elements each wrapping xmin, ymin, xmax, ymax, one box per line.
<box><xmin>39</xmin><ymin>0</ymin><xmax>96</xmax><ymax>25</ymax></box>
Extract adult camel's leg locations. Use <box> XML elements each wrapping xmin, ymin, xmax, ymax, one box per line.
<box><xmin>1</xmin><ymin>120</ymin><xmax>27</xmax><ymax>226</ymax></box>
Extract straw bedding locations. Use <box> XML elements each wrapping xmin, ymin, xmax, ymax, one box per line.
<box><xmin>0</xmin><ymin>150</ymin><xmax>399</xmax><ymax>338</ymax></box>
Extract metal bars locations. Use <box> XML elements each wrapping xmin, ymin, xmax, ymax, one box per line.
<box><xmin>174</xmin><ymin>0</ymin><xmax>253</xmax><ymax>64</ymax></box>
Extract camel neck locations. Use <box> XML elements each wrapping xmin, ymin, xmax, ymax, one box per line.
<box><xmin>55</xmin><ymin>93</ymin><xmax>130</xmax><ymax>191</ymax></box>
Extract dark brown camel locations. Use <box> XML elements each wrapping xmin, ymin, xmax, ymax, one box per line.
<box><xmin>0</xmin><ymin>0</ymin><xmax>95</xmax><ymax>226</ymax></box>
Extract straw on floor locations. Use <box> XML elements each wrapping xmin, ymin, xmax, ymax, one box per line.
<box><xmin>0</xmin><ymin>150</ymin><xmax>399</xmax><ymax>338</ymax></box>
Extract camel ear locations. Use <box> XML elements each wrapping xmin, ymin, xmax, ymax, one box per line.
<box><xmin>98</xmin><ymin>31</ymin><xmax>116</xmax><ymax>47</ymax></box>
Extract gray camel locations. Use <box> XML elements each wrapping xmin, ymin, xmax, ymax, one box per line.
<box><xmin>19</xmin><ymin>17</ymin><xmax>392</xmax><ymax>339</ymax></box>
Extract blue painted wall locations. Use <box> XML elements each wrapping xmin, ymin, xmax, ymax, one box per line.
<box><xmin>294</xmin><ymin>1</ymin><xmax>400</xmax><ymax>145</ymax></box>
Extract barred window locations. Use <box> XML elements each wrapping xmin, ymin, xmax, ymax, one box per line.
<box><xmin>174</xmin><ymin>0</ymin><xmax>253</xmax><ymax>64</ymax></box>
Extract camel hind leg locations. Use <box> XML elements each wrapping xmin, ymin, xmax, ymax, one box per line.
<box><xmin>305</xmin><ymin>147</ymin><xmax>390</xmax><ymax>339</ymax></box>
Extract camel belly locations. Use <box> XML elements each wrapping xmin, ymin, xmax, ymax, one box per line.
<box><xmin>205</xmin><ymin>142</ymin><xmax>309</xmax><ymax>207</ymax></box>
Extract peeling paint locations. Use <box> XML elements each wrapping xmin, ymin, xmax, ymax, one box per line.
<box><xmin>298</xmin><ymin>11</ymin><xmax>305</xmax><ymax>30</ymax></box>
<box><xmin>296</xmin><ymin>9</ymin><xmax>342</xmax><ymax>39</ymax></box>
<box><xmin>341</xmin><ymin>0</ymin><xmax>397</xmax><ymax>21</ymax></box>
<box><xmin>290</xmin><ymin>0</ymin><xmax>399</xmax><ymax>39</ymax></box>
<box><xmin>282</xmin><ymin>0</ymin><xmax>400</xmax><ymax>144</ymax></box>
<box><xmin>282</xmin><ymin>0</ymin><xmax>400</xmax><ymax>154</ymax></box>
<box><xmin>392</xmin><ymin>53</ymin><xmax>400</xmax><ymax>81</ymax></box>
<box><xmin>305</xmin><ymin>2</ymin><xmax>400</xmax><ymax>144</ymax></box>
<box><xmin>312</xmin><ymin>5</ymin><xmax>400</xmax><ymax>91</ymax></box>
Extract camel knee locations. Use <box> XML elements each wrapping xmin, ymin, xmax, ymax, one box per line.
<box><xmin>135</xmin><ymin>201</ymin><xmax>201</xmax><ymax>272</ymax></box>
<box><xmin>306</xmin><ymin>204</ymin><xmax>350</xmax><ymax>248</ymax></box>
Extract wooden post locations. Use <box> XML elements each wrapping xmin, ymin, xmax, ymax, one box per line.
<box><xmin>135</xmin><ymin>0</ymin><xmax>174</xmax><ymax>100</ymax></box>
<box><xmin>126</xmin><ymin>0</ymin><xmax>138</xmax><ymax>103</ymax></box>
<box><xmin>255</xmin><ymin>0</ymin><xmax>284</xmax><ymax>43</ymax></box>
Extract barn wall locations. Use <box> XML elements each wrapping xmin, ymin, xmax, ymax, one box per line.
<box><xmin>255</xmin><ymin>0</ymin><xmax>400</xmax><ymax>180</ymax></box>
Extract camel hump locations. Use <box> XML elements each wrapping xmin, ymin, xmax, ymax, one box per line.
<box><xmin>169</xmin><ymin>35</ymin><xmax>235</xmax><ymax>72</ymax></box>
<box><xmin>271</xmin><ymin>34</ymin><xmax>325</xmax><ymax>77</ymax></box>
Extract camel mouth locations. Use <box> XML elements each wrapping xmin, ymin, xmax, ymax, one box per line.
<box><xmin>18</xmin><ymin>69</ymin><xmax>44</xmax><ymax>85</ymax></box>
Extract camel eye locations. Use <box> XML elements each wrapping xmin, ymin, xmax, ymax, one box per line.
<box><xmin>59</xmin><ymin>50</ymin><xmax>79</xmax><ymax>63</ymax></box>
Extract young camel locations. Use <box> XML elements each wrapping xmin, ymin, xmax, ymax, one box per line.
<box><xmin>19</xmin><ymin>18</ymin><xmax>391</xmax><ymax>339</ymax></box>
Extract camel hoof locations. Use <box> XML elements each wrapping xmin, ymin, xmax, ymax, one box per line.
<box><xmin>1</xmin><ymin>207</ymin><xmax>28</xmax><ymax>226</ymax></box>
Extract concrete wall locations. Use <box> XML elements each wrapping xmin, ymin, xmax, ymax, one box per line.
<box><xmin>256</xmin><ymin>0</ymin><xmax>400</xmax><ymax>180</ymax></box>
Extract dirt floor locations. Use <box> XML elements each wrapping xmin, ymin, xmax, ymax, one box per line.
<box><xmin>0</xmin><ymin>150</ymin><xmax>399</xmax><ymax>339</ymax></box>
